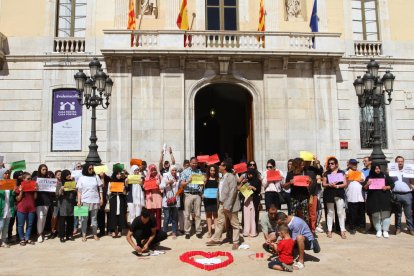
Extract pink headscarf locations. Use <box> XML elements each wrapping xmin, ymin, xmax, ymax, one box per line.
<box><xmin>145</xmin><ymin>164</ymin><xmax>161</xmax><ymax>181</ymax></box>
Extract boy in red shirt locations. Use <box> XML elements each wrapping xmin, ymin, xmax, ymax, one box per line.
<box><xmin>268</xmin><ymin>225</ymin><xmax>294</xmax><ymax>272</ymax></box>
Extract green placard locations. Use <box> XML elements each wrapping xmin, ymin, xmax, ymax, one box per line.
<box><xmin>74</xmin><ymin>206</ymin><xmax>89</xmax><ymax>217</ymax></box>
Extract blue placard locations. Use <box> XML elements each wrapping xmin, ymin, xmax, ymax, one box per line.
<box><xmin>203</xmin><ymin>188</ymin><xmax>218</xmax><ymax>199</ymax></box>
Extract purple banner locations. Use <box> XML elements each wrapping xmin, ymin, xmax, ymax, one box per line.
<box><xmin>52</xmin><ymin>89</ymin><xmax>82</xmax><ymax>151</ymax></box>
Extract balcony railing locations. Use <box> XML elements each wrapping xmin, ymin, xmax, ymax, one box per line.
<box><xmin>103</xmin><ymin>30</ymin><xmax>343</xmax><ymax>55</ymax></box>
<box><xmin>354</xmin><ymin>40</ymin><xmax>382</xmax><ymax>56</ymax></box>
<box><xmin>54</xmin><ymin>37</ymin><xmax>85</xmax><ymax>53</ymax></box>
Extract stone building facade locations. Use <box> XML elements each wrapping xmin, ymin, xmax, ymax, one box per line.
<box><xmin>0</xmin><ymin>0</ymin><xmax>413</xmax><ymax>172</ymax></box>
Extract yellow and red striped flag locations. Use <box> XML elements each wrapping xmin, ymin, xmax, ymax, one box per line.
<box><xmin>258</xmin><ymin>0</ymin><xmax>265</xmax><ymax>46</ymax></box>
<box><xmin>177</xmin><ymin>0</ymin><xmax>190</xmax><ymax>47</ymax></box>
<box><xmin>127</xmin><ymin>0</ymin><xmax>136</xmax><ymax>47</ymax></box>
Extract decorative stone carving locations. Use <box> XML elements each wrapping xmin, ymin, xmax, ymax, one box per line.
<box><xmin>137</xmin><ymin>0</ymin><xmax>158</xmax><ymax>18</ymax></box>
<box><xmin>285</xmin><ymin>0</ymin><xmax>302</xmax><ymax>20</ymax></box>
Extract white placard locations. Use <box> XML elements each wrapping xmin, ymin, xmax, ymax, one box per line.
<box><xmin>403</xmin><ymin>164</ymin><xmax>414</xmax><ymax>178</ymax></box>
<box><xmin>37</xmin><ymin>178</ymin><xmax>57</xmax><ymax>192</ymax></box>
<box><xmin>71</xmin><ymin>170</ymin><xmax>83</xmax><ymax>182</ymax></box>
<box><xmin>387</xmin><ymin>163</ymin><xmax>399</xmax><ymax>177</ymax></box>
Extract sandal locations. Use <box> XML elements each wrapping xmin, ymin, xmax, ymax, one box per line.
<box><xmin>93</xmin><ymin>235</ymin><xmax>100</xmax><ymax>241</ymax></box>
<box><xmin>27</xmin><ymin>240</ymin><xmax>35</xmax><ymax>245</ymax></box>
<box><xmin>341</xmin><ymin>232</ymin><xmax>347</xmax><ymax>239</ymax></box>
<box><xmin>82</xmin><ymin>236</ymin><xmax>87</xmax><ymax>242</ymax></box>
<box><xmin>20</xmin><ymin>240</ymin><xmax>26</xmax><ymax>246</ymax></box>
<box><xmin>327</xmin><ymin>232</ymin><xmax>332</xmax><ymax>238</ymax></box>
<box><xmin>282</xmin><ymin>263</ymin><xmax>293</xmax><ymax>272</ymax></box>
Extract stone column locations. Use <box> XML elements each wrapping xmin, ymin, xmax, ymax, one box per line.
<box><xmin>167</xmin><ymin>0</ymin><xmax>181</xmax><ymax>29</ymax></box>
<box><xmin>114</xmin><ymin>0</ymin><xmax>129</xmax><ymax>29</ymax></box>
<box><xmin>318</xmin><ymin>0</ymin><xmax>328</xmax><ymax>32</ymax></box>
<box><xmin>196</xmin><ymin>0</ymin><xmax>205</xmax><ymax>30</ymax></box>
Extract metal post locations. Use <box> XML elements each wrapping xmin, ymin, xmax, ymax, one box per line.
<box><xmin>85</xmin><ymin>100</ymin><xmax>101</xmax><ymax>165</ymax></box>
<box><xmin>370</xmin><ymin>101</ymin><xmax>387</xmax><ymax>170</ymax></box>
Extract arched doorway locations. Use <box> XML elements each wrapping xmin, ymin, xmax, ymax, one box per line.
<box><xmin>194</xmin><ymin>83</ymin><xmax>253</xmax><ymax>163</ymax></box>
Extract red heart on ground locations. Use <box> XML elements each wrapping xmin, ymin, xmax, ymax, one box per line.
<box><xmin>179</xmin><ymin>251</ymin><xmax>234</xmax><ymax>271</ymax></box>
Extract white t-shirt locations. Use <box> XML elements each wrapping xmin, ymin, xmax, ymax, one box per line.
<box><xmin>262</xmin><ymin>169</ymin><xmax>285</xmax><ymax>193</ymax></box>
<box><xmin>77</xmin><ymin>175</ymin><xmax>102</xmax><ymax>204</ymax></box>
<box><xmin>345</xmin><ymin>170</ymin><xmax>365</xmax><ymax>203</ymax></box>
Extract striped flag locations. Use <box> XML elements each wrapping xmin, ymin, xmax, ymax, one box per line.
<box><xmin>257</xmin><ymin>0</ymin><xmax>265</xmax><ymax>47</ymax></box>
<box><xmin>177</xmin><ymin>0</ymin><xmax>190</xmax><ymax>47</ymax></box>
<box><xmin>127</xmin><ymin>0</ymin><xmax>136</xmax><ymax>47</ymax></box>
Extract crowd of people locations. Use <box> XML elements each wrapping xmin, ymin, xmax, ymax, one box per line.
<box><xmin>0</xmin><ymin>147</ymin><xmax>413</xmax><ymax>271</ymax></box>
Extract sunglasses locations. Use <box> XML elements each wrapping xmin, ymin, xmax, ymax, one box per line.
<box><xmin>266</xmin><ymin>166</ymin><xmax>273</xmax><ymax>169</ymax></box>
<box><xmin>249</xmin><ymin>163</ymin><xmax>255</xmax><ymax>166</ymax></box>
<box><xmin>88</xmin><ymin>167</ymin><xmax>94</xmax><ymax>170</ymax></box>
<box><xmin>328</xmin><ymin>162</ymin><xmax>336</xmax><ymax>165</ymax></box>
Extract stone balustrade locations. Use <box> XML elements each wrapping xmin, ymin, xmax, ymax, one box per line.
<box><xmin>54</xmin><ymin>37</ymin><xmax>85</xmax><ymax>53</ymax></box>
<box><xmin>354</xmin><ymin>41</ymin><xmax>382</xmax><ymax>56</ymax></box>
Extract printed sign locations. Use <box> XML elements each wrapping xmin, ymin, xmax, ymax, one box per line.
<box><xmin>37</xmin><ymin>178</ymin><xmax>58</xmax><ymax>192</ymax></box>
<box><xmin>239</xmin><ymin>184</ymin><xmax>254</xmax><ymax>199</ymax></box>
<box><xmin>21</xmin><ymin>180</ymin><xmax>37</xmax><ymax>192</ymax></box>
<box><xmin>207</xmin><ymin>154</ymin><xmax>220</xmax><ymax>165</ymax></box>
<box><xmin>110</xmin><ymin>182</ymin><xmax>125</xmax><ymax>193</ymax></box>
<box><xmin>64</xmin><ymin>181</ymin><xmax>77</xmax><ymax>191</ymax></box>
<box><xmin>403</xmin><ymin>164</ymin><xmax>414</xmax><ymax>178</ymax></box>
<box><xmin>293</xmin><ymin>176</ymin><xmax>309</xmax><ymax>187</ymax></box>
<box><xmin>327</xmin><ymin>173</ymin><xmax>344</xmax><ymax>184</ymax></box>
<box><xmin>203</xmin><ymin>188</ymin><xmax>218</xmax><ymax>199</ymax></box>
<box><xmin>347</xmin><ymin>170</ymin><xmax>363</xmax><ymax>182</ymax></box>
<box><xmin>52</xmin><ymin>89</ymin><xmax>82</xmax><ymax>151</ymax></box>
<box><xmin>128</xmin><ymin>175</ymin><xmax>142</xmax><ymax>184</ymax></box>
<box><xmin>74</xmin><ymin>206</ymin><xmax>89</xmax><ymax>217</ymax></box>
<box><xmin>387</xmin><ymin>163</ymin><xmax>399</xmax><ymax>177</ymax></box>
<box><xmin>369</xmin><ymin>178</ymin><xmax>385</xmax><ymax>190</ymax></box>
<box><xmin>300</xmin><ymin>151</ymin><xmax>314</xmax><ymax>162</ymax></box>
<box><xmin>267</xmin><ymin>170</ymin><xmax>282</xmax><ymax>182</ymax></box>
<box><xmin>197</xmin><ymin>155</ymin><xmax>209</xmax><ymax>163</ymax></box>
<box><xmin>0</xmin><ymin>179</ymin><xmax>16</xmax><ymax>190</ymax></box>
<box><xmin>144</xmin><ymin>179</ymin><xmax>159</xmax><ymax>191</ymax></box>
<box><xmin>233</xmin><ymin>163</ymin><xmax>247</xmax><ymax>174</ymax></box>
<box><xmin>94</xmin><ymin>165</ymin><xmax>108</xmax><ymax>175</ymax></box>
<box><xmin>191</xmin><ymin>174</ymin><xmax>204</xmax><ymax>185</ymax></box>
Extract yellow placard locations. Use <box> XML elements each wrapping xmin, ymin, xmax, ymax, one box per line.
<box><xmin>128</xmin><ymin>175</ymin><xmax>142</xmax><ymax>184</ymax></box>
<box><xmin>239</xmin><ymin>184</ymin><xmax>253</xmax><ymax>199</ymax></box>
<box><xmin>64</xmin><ymin>181</ymin><xmax>76</xmax><ymax>191</ymax></box>
<box><xmin>191</xmin><ymin>174</ymin><xmax>204</xmax><ymax>185</ymax></box>
<box><xmin>300</xmin><ymin>151</ymin><xmax>314</xmax><ymax>162</ymax></box>
<box><xmin>94</xmin><ymin>165</ymin><xmax>108</xmax><ymax>175</ymax></box>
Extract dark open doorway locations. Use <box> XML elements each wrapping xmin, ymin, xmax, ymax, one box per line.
<box><xmin>195</xmin><ymin>83</ymin><xmax>253</xmax><ymax>164</ymax></box>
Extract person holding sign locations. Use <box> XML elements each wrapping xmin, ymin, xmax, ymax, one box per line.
<box><xmin>108</xmin><ymin>170</ymin><xmax>127</xmax><ymax>238</ymax></box>
<box><xmin>179</xmin><ymin>157</ymin><xmax>204</xmax><ymax>239</ymax></box>
<box><xmin>202</xmin><ymin>165</ymin><xmax>219</xmax><ymax>239</ymax></box>
<box><xmin>126</xmin><ymin>165</ymin><xmax>145</xmax><ymax>223</ymax></box>
<box><xmin>364</xmin><ymin>163</ymin><xmax>395</xmax><ymax>238</ymax></box>
<box><xmin>322</xmin><ymin>157</ymin><xmax>348</xmax><ymax>239</ymax></box>
<box><xmin>34</xmin><ymin>164</ymin><xmax>53</xmax><ymax>243</ymax></box>
<box><xmin>15</xmin><ymin>172</ymin><xmax>37</xmax><ymax>246</ymax></box>
<box><xmin>56</xmin><ymin>170</ymin><xmax>76</xmax><ymax>242</ymax></box>
<box><xmin>0</xmin><ymin>170</ymin><xmax>15</xmax><ymax>247</ymax></box>
<box><xmin>77</xmin><ymin>163</ymin><xmax>103</xmax><ymax>242</ymax></box>
<box><xmin>144</xmin><ymin>165</ymin><xmax>162</xmax><ymax>230</ymax></box>
<box><xmin>345</xmin><ymin>159</ymin><xmax>366</xmax><ymax>235</ymax></box>
<box><xmin>262</xmin><ymin>159</ymin><xmax>285</xmax><ymax>211</ymax></box>
<box><xmin>391</xmin><ymin>156</ymin><xmax>414</xmax><ymax>235</ymax></box>
<box><xmin>160</xmin><ymin>165</ymin><xmax>180</xmax><ymax>238</ymax></box>
<box><xmin>242</xmin><ymin>168</ymin><xmax>261</xmax><ymax>237</ymax></box>
<box><xmin>159</xmin><ymin>146</ymin><xmax>176</xmax><ymax>176</ymax></box>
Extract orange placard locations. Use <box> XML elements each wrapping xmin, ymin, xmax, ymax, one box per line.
<box><xmin>144</xmin><ymin>179</ymin><xmax>159</xmax><ymax>191</ymax></box>
<box><xmin>267</xmin><ymin>170</ymin><xmax>281</xmax><ymax>182</ymax></box>
<box><xmin>21</xmin><ymin>180</ymin><xmax>37</xmax><ymax>192</ymax></box>
<box><xmin>130</xmin><ymin>158</ymin><xmax>142</xmax><ymax>167</ymax></box>
<box><xmin>347</xmin><ymin>170</ymin><xmax>362</xmax><ymax>182</ymax></box>
<box><xmin>233</xmin><ymin>163</ymin><xmax>248</xmax><ymax>174</ymax></box>
<box><xmin>293</xmin><ymin>175</ymin><xmax>310</xmax><ymax>187</ymax></box>
<box><xmin>110</xmin><ymin>182</ymin><xmax>125</xmax><ymax>193</ymax></box>
<box><xmin>207</xmin><ymin>154</ymin><xmax>220</xmax><ymax>165</ymax></box>
<box><xmin>197</xmin><ymin>155</ymin><xmax>209</xmax><ymax>163</ymax></box>
<box><xmin>0</xmin><ymin>179</ymin><xmax>17</xmax><ymax>190</ymax></box>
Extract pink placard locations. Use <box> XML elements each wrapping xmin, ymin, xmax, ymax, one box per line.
<box><xmin>327</xmin><ymin>173</ymin><xmax>344</xmax><ymax>184</ymax></box>
<box><xmin>369</xmin><ymin>178</ymin><xmax>385</xmax><ymax>190</ymax></box>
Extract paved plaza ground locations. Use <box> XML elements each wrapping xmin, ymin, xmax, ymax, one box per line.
<box><xmin>1</xmin><ymin>212</ymin><xmax>413</xmax><ymax>276</ymax></box>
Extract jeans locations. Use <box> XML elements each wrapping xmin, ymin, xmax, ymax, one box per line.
<box><xmin>163</xmin><ymin>207</ymin><xmax>178</xmax><ymax>234</ymax></box>
<box><xmin>0</xmin><ymin>217</ymin><xmax>11</xmax><ymax>243</ymax></box>
<box><xmin>80</xmin><ymin>208</ymin><xmax>98</xmax><ymax>236</ymax></box>
<box><xmin>372</xmin><ymin>211</ymin><xmax>391</xmax><ymax>232</ymax></box>
<box><xmin>394</xmin><ymin>193</ymin><xmax>414</xmax><ymax>231</ymax></box>
<box><xmin>16</xmin><ymin>212</ymin><xmax>36</xmax><ymax>241</ymax></box>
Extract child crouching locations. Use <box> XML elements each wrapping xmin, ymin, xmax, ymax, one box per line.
<box><xmin>268</xmin><ymin>225</ymin><xmax>294</xmax><ymax>272</ymax></box>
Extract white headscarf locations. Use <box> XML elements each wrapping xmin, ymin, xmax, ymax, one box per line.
<box><xmin>130</xmin><ymin>165</ymin><xmax>139</xmax><ymax>175</ymax></box>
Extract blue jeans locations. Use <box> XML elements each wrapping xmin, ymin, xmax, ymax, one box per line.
<box><xmin>0</xmin><ymin>217</ymin><xmax>11</xmax><ymax>243</ymax></box>
<box><xmin>163</xmin><ymin>207</ymin><xmax>178</xmax><ymax>234</ymax></box>
<box><xmin>16</xmin><ymin>212</ymin><xmax>35</xmax><ymax>241</ymax></box>
<box><xmin>394</xmin><ymin>193</ymin><xmax>414</xmax><ymax>231</ymax></box>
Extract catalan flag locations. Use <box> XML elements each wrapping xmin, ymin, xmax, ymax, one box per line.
<box><xmin>177</xmin><ymin>0</ymin><xmax>190</xmax><ymax>47</ymax></box>
<box><xmin>127</xmin><ymin>0</ymin><xmax>136</xmax><ymax>47</ymax></box>
<box><xmin>257</xmin><ymin>0</ymin><xmax>265</xmax><ymax>47</ymax></box>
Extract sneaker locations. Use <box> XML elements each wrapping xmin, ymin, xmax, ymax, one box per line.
<box><xmin>37</xmin><ymin>235</ymin><xmax>43</xmax><ymax>243</ymax></box>
<box><xmin>383</xmin><ymin>231</ymin><xmax>389</xmax><ymax>238</ymax></box>
<box><xmin>350</xmin><ymin>229</ymin><xmax>356</xmax><ymax>235</ymax></box>
<box><xmin>60</xmin><ymin>238</ymin><xmax>66</xmax><ymax>243</ymax></box>
<box><xmin>196</xmin><ymin>233</ymin><xmax>203</xmax><ymax>239</ymax></box>
<box><xmin>185</xmin><ymin>234</ymin><xmax>190</xmax><ymax>240</ymax></box>
<box><xmin>293</xmin><ymin>262</ymin><xmax>305</xmax><ymax>270</ymax></box>
<box><xmin>376</xmin><ymin>231</ymin><xmax>382</xmax><ymax>238</ymax></box>
<box><xmin>312</xmin><ymin>239</ymin><xmax>321</xmax><ymax>253</ymax></box>
<box><xmin>315</xmin><ymin>227</ymin><xmax>324</xmax><ymax>233</ymax></box>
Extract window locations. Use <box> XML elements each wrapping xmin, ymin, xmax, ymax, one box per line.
<box><xmin>359</xmin><ymin>105</ymin><xmax>387</xmax><ymax>149</ymax></box>
<box><xmin>56</xmin><ymin>0</ymin><xmax>87</xmax><ymax>37</ymax></box>
<box><xmin>352</xmin><ymin>0</ymin><xmax>379</xmax><ymax>41</ymax></box>
<box><xmin>206</xmin><ymin>0</ymin><xmax>237</xmax><ymax>31</ymax></box>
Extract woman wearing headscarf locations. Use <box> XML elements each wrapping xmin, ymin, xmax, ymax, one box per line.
<box><xmin>34</xmin><ymin>164</ymin><xmax>52</xmax><ymax>243</ymax></box>
<box><xmin>144</xmin><ymin>164</ymin><xmax>162</xmax><ymax>230</ymax></box>
<box><xmin>126</xmin><ymin>165</ymin><xmax>145</xmax><ymax>223</ymax></box>
<box><xmin>108</xmin><ymin>170</ymin><xmax>127</xmax><ymax>237</ymax></box>
<box><xmin>160</xmin><ymin>164</ymin><xmax>180</xmax><ymax>238</ymax></box>
<box><xmin>242</xmin><ymin>168</ymin><xmax>261</xmax><ymax>237</ymax></box>
<box><xmin>364</xmin><ymin>163</ymin><xmax>395</xmax><ymax>238</ymax></box>
<box><xmin>76</xmin><ymin>163</ymin><xmax>103</xmax><ymax>241</ymax></box>
<box><xmin>56</xmin><ymin>169</ymin><xmax>76</xmax><ymax>242</ymax></box>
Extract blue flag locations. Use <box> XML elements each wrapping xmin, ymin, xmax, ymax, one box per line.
<box><xmin>310</xmin><ymin>0</ymin><xmax>318</xmax><ymax>32</ymax></box>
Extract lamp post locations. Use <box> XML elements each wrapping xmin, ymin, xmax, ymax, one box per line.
<box><xmin>74</xmin><ymin>58</ymin><xmax>113</xmax><ymax>165</ymax></box>
<box><xmin>353</xmin><ymin>59</ymin><xmax>395</xmax><ymax>170</ymax></box>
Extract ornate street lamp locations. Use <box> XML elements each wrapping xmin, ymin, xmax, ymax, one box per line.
<box><xmin>353</xmin><ymin>59</ymin><xmax>395</xmax><ymax>170</ymax></box>
<box><xmin>74</xmin><ymin>58</ymin><xmax>113</xmax><ymax>165</ymax></box>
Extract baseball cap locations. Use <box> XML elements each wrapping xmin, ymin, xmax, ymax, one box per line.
<box><xmin>348</xmin><ymin>159</ymin><xmax>359</xmax><ymax>164</ymax></box>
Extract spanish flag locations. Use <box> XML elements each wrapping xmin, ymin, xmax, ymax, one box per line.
<box><xmin>127</xmin><ymin>0</ymin><xmax>136</xmax><ymax>47</ymax></box>
<box><xmin>257</xmin><ymin>0</ymin><xmax>265</xmax><ymax>46</ymax></box>
<box><xmin>177</xmin><ymin>0</ymin><xmax>190</xmax><ymax>47</ymax></box>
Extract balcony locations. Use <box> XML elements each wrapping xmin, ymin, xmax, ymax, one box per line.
<box><xmin>102</xmin><ymin>30</ymin><xmax>344</xmax><ymax>58</ymax></box>
<box><xmin>54</xmin><ymin>37</ymin><xmax>85</xmax><ymax>53</ymax></box>
<box><xmin>354</xmin><ymin>40</ymin><xmax>382</xmax><ymax>56</ymax></box>
<box><xmin>0</xmin><ymin>32</ymin><xmax>6</xmax><ymax>69</ymax></box>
